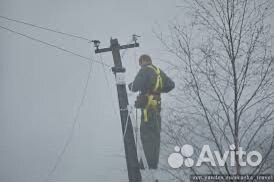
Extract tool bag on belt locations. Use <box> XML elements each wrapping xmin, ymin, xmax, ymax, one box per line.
<box><xmin>135</xmin><ymin>65</ymin><xmax>163</xmax><ymax>122</ymax></box>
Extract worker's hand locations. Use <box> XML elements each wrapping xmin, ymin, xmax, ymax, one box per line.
<box><xmin>128</xmin><ymin>82</ymin><xmax>133</xmax><ymax>91</ymax></box>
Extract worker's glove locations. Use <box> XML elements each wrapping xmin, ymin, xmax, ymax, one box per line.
<box><xmin>128</xmin><ymin>82</ymin><xmax>133</xmax><ymax>91</ymax></box>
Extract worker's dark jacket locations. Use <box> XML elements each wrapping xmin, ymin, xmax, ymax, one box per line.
<box><xmin>129</xmin><ymin>64</ymin><xmax>175</xmax><ymax>169</ymax></box>
<box><xmin>129</xmin><ymin>64</ymin><xmax>175</xmax><ymax>94</ymax></box>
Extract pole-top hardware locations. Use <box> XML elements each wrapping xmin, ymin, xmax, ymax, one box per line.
<box><xmin>91</xmin><ymin>40</ymin><xmax>101</xmax><ymax>51</ymax></box>
<box><xmin>132</xmin><ymin>34</ymin><xmax>140</xmax><ymax>44</ymax></box>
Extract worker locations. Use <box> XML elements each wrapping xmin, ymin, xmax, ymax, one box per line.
<box><xmin>128</xmin><ymin>54</ymin><xmax>175</xmax><ymax>171</ymax></box>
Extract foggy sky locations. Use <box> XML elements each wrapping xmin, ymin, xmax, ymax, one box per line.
<box><xmin>1</xmin><ymin>0</ymin><xmax>273</xmax><ymax>181</ymax></box>
<box><xmin>0</xmin><ymin>0</ymin><xmax>181</xmax><ymax>181</ymax></box>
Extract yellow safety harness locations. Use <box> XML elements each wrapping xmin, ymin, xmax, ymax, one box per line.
<box><xmin>143</xmin><ymin>65</ymin><xmax>163</xmax><ymax>122</ymax></box>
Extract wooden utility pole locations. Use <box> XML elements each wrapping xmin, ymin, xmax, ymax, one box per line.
<box><xmin>93</xmin><ymin>38</ymin><xmax>142</xmax><ymax>182</ymax></box>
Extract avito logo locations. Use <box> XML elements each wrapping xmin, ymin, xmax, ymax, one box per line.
<box><xmin>168</xmin><ymin>144</ymin><xmax>262</xmax><ymax>168</ymax></box>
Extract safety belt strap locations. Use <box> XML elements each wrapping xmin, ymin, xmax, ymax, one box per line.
<box><xmin>147</xmin><ymin>65</ymin><xmax>163</xmax><ymax>93</ymax></box>
<box><xmin>143</xmin><ymin>65</ymin><xmax>162</xmax><ymax>122</ymax></box>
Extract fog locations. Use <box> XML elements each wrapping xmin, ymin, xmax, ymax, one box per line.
<box><xmin>0</xmin><ymin>0</ymin><xmax>184</xmax><ymax>181</ymax></box>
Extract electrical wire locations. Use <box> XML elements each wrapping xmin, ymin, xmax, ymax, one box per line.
<box><xmin>129</xmin><ymin>106</ymin><xmax>155</xmax><ymax>182</ymax></box>
<box><xmin>0</xmin><ymin>25</ymin><xmax>111</xmax><ymax>67</ymax></box>
<box><xmin>0</xmin><ymin>21</ymin><xmax>146</xmax><ymax>180</ymax></box>
<box><xmin>0</xmin><ymin>15</ymin><xmax>92</xmax><ymax>42</ymax></box>
<box><xmin>132</xmin><ymin>49</ymin><xmax>139</xmax><ymax>148</ymax></box>
<box><xmin>45</xmin><ymin>59</ymin><xmax>93</xmax><ymax>182</ymax></box>
<box><xmin>123</xmin><ymin>106</ymin><xmax>133</xmax><ymax>138</ymax></box>
<box><xmin>0</xmin><ymin>23</ymin><xmax>97</xmax><ymax>181</ymax></box>
<box><xmin>98</xmin><ymin>54</ymin><xmax>120</xmax><ymax>120</ymax></box>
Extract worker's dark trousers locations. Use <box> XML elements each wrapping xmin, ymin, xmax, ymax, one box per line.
<box><xmin>140</xmin><ymin>109</ymin><xmax>161</xmax><ymax>169</ymax></box>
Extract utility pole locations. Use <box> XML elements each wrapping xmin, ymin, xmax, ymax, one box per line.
<box><xmin>92</xmin><ymin>37</ymin><xmax>142</xmax><ymax>182</ymax></box>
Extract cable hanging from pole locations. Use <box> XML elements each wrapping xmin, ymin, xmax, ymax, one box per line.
<box><xmin>98</xmin><ymin>54</ymin><xmax>120</xmax><ymax>121</ymax></box>
<box><xmin>45</xmin><ymin>58</ymin><xmax>93</xmax><ymax>182</ymax></box>
<box><xmin>0</xmin><ymin>15</ymin><xmax>92</xmax><ymax>42</ymax></box>
<box><xmin>0</xmin><ymin>25</ymin><xmax>111</xmax><ymax>67</ymax></box>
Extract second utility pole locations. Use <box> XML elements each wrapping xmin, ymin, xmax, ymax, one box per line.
<box><xmin>93</xmin><ymin>38</ymin><xmax>142</xmax><ymax>182</ymax></box>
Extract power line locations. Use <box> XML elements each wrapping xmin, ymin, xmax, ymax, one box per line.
<box><xmin>0</xmin><ymin>25</ymin><xmax>111</xmax><ymax>67</ymax></box>
<box><xmin>46</xmin><ymin>59</ymin><xmax>93</xmax><ymax>182</ymax></box>
<box><xmin>0</xmin><ymin>15</ymin><xmax>92</xmax><ymax>42</ymax></box>
<box><xmin>98</xmin><ymin>54</ymin><xmax>120</xmax><ymax>120</ymax></box>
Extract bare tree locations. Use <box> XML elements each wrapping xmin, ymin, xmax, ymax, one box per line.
<box><xmin>156</xmin><ymin>0</ymin><xmax>274</xmax><ymax>179</ymax></box>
